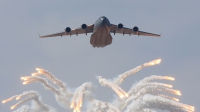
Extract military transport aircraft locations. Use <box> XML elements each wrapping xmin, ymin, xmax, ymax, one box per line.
<box><xmin>40</xmin><ymin>16</ymin><xmax>160</xmax><ymax>48</ymax></box>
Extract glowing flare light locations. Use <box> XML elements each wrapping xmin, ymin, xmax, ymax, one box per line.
<box><xmin>164</xmin><ymin>76</ymin><xmax>175</xmax><ymax>81</ymax></box>
<box><xmin>2</xmin><ymin>63</ymin><xmax>195</xmax><ymax>112</ymax></box>
<box><xmin>174</xmin><ymin>91</ymin><xmax>181</xmax><ymax>96</ymax></box>
<box><xmin>145</xmin><ymin>59</ymin><xmax>162</xmax><ymax>66</ymax></box>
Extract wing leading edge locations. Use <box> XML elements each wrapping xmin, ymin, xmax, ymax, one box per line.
<box><xmin>40</xmin><ymin>24</ymin><xmax>94</xmax><ymax>38</ymax></box>
<box><xmin>110</xmin><ymin>24</ymin><xmax>160</xmax><ymax>37</ymax></box>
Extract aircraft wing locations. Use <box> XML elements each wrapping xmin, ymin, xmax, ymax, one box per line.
<box><xmin>110</xmin><ymin>24</ymin><xmax>160</xmax><ymax>37</ymax></box>
<box><xmin>40</xmin><ymin>24</ymin><xmax>94</xmax><ymax>38</ymax></box>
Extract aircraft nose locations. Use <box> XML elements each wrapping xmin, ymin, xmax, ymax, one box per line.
<box><xmin>100</xmin><ymin>18</ymin><xmax>106</xmax><ymax>24</ymax></box>
<box><xmin>100</xmin><ymin>17</ymin><xmax>105</xmax><ymax>21</ymax></box>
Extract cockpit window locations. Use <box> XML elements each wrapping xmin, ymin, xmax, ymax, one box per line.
<box><xmin>100</xmin><ymin>16</ymin><xmax>107</xmax><ymax>20</ymax></box>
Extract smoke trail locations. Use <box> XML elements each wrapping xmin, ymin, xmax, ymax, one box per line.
<box><xmin>97</xmin><ymin>76</ymin><xmax>129</xmax><ymax>98</ymax></box>
<box><xmin>133</xmin><ymin>85</ymin><xmax>181</xmax><ymax>97</ymax></box>
<box><xmin>15</xmin><ymin>90</ymin><xmax>39</xmax><ymax>101</ymax></box>
<box><xmin>21</xmin><ymin>69</ymin><xmax>74</xmax><ymax>110</ymax></box>
<box><xmin>125</xmin><ymin>94</ymin><xmax>194</xmax><ymax>112</ymax></box>
<box><xmin>159</xmin><ymin>94</ymin><xmax>179</xmax><ymax>102</ymax></box>
<box><xmin>33</xmin><ymin>68</ymin><xmax>74</xmax><ymax>109</ymax></box>
<box><xmin>128</xmin><ymin>82</ymin><xmax>173</xmax><ymax>95</ymax></box>
<box><xmin>70</xmin><ymin>82</ymin><xmax>93</xmax><ymax>112</ymax></box>
<box><xmin>125</xmin><ymin>85</ymin><xmax>181</xmax><ymax>106</ymax></box>
<box><xmin>137</xmin><ymin>75</ymin><xmax>175</xmax><ymax>83</ymax></box>
<box><xmin>21</xmin><ymin>76</ymin><xmax>60</xmax><ymax>95</ymax></box>
<box><xmin>3</xmin><ymin>91</ymin><xmax>37</xmax><ymax>110</ymax></box>
<box><xmin>11</xmin><ymin>97</ymin><xmax>37</xmax><ymax>110</ymax></box>
<box><xmin>54</xmin><ymin>93</ymin><xmax>72</xmax><ymax>110</ymax></box>
<box><xmin>141</xmin><ymin>108</ymin><xmax>156</xmax><ymax>112</ymax></box>
<box><xmin>3</xmin><ymin>66</ymin><xmax>195</xmax><ymax>112</ymax></box>
<box><xmin>53</xmin><ymin>86</ymin><xmax>73</xmax><ymax>110</ymax></box>
<box><xmin>34</xmin><ymin>68</ymin><xmax>66</xmax><ymax>89</ymax></box>
<box><xmin>13</xmin><ymin>105</ymin><xmax>32</xmax><ymax>112</ymax></box>
<box><xmin>2</xmin><ymin>96</ymin><xmax>18</xmax><ymax>104</ymax></box>
<box><xmin>3</xmin><ymin>91</ymin><xmax>56</xmax><ymax>112</ymax></box>
<box><xmin>116</xmin><ymin>79</ymin><xmax>181</xmax><ymax>111</ymax></box>
<box><xmin>88</xmin><ymin>99</ymin><xmax>121</xmax><ymax>112</ymax></box>
<box><xmin>114</xmin><ymin>59</ymin><xmax>161</xmax><ymax>85</ymax></box>
<box><xmin>31</xmin><ymin>100</ymin><xmax>57</xmax><ymax>112</ymax></box>
<box><xmin>23</xmin><ymin>79</ymin><xmax>72</xmax><ymax>110</ymax></box>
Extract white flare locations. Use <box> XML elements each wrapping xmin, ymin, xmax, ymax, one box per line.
<box><xmin>97</xmin><ymin>76</ymin><xmax>128</xmax><ymax>98</ymax></box>
<box><xmin>114</xmin><ymin>59</ymin><xmax>161</xmax><ymax>85</ymax></box>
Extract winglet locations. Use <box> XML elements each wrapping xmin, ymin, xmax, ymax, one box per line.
<box><xmin>38</xmin><ymin>32</ymin><xmax>43</xmax><ymax>38</ymax></box>
<box><xmin>155</xmin><ymin>31</ymin><xmax>162</xmax><ymax>37</ymax></box>
<box><xmin>38</xmin><ymin>32</ymin><xmax>41</xmax><ymax>38</ymax></box>
<box><xmin>155</xmin><ymin>32</ymin><xmax>161</xmax><ymax>37</ymax></box>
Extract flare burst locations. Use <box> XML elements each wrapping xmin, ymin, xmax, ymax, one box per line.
<box><xmin>3</xmin><ymin>59</ymin><xmax>195</xmax><ymax>112</ymax></box>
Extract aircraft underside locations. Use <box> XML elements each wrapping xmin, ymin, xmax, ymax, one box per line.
<box><xmin>90</xmin><ymin>25</ymin><xmax>112</xmax><ymax>48</ymax></box>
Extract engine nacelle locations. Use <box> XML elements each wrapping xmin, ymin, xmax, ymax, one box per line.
<box><xmin>133</xmin><ymin>26</ymin><xmax>139</xmax><ymax>32</ymax></box>
<box><xmin>118</xmin><ymin>23</ymin><xmax>123</xmax><ymax>29</ymax></box>
<box><xmin>65</xmin><ymin>27</ymin><xmax>71</xmax><ymax>32</ymax></box>
<box><xmin>81</xmin><ymin>24</ymin><xmax>87</xmax><ymax>29</ymax></box>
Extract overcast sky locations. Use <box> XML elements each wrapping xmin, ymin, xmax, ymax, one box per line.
<box><xmin>0</xmin><ymin>0</ymin><xmax>199</xmax><ymax>112</ymax></box>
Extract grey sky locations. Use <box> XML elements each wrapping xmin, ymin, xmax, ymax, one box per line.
<box><xmin>0</xmin><ymin>0</ymin><xmax>199</xmax><ymax>112</ymax></box>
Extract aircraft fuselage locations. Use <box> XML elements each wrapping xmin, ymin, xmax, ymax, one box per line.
<box><xmin>90</xmin><ymin>16</ymin><xmax>112</xmax><ymax>47</ymax></box>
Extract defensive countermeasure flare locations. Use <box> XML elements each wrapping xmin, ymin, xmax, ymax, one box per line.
<box><xmin>2</xmin><ymin>59</ymin><xmax>195</xmax><ymax>112</ymax></box>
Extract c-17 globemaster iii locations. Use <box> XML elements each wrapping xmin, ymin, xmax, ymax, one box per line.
<box><xmin>40</xmin><ymin>16</ymin><xmax>160</xmax><ymax>48</ymax></box>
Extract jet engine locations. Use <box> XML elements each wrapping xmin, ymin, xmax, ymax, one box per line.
<box><xmin>65</xmin><ymin>27</ymin><xmax>71</xmax><ymax>32</ymax></box>
<box><xmin>81</xmin><ymin>24</ymin><xmax>87</xmax><ymax>29</ymax></box>
<box><xmin>133</xmin><ymin>26</ymin><xmax>139</xmax><ymax>32</ymax></box>
<box><xmin>118</xmin><ymin>23</ymin><xmax>123</xmax><ymax>29</ymax></box>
